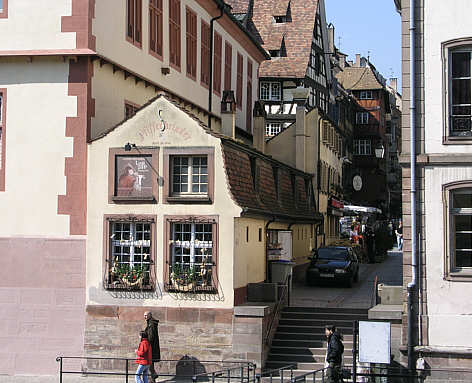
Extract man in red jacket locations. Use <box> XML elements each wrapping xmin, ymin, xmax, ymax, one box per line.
<box><xmin>135</xmin><ymin>331</ymin><xmax>152</xmax><ymax>383</ymax></box>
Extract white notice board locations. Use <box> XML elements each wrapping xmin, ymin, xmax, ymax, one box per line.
<box><xmin>358</xmin><ymin>321</ymin><xmax>391</xmax><ymax>364</ymax></box>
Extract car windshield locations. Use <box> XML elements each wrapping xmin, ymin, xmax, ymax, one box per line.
<box><xmin>317</xmin><ymin>248</ymin><xmax>349</xmax><ymax>260</ymax></box>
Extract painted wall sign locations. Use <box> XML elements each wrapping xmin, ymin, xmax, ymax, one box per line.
<box><xmin>136</xmin><ymin>108</ymin><xmax>191</xmax><ymax>144</ymax></box>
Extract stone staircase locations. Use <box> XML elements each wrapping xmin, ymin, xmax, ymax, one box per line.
<box><xmin>263</xmin><ymin>306</ymin><xmax>369</xmax><ymax>382</ymax></box>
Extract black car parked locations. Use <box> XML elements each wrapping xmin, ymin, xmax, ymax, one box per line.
<box><xmin>306</xmin><ymin>246</ymin><xmax>360</xmax><ymax>287</ymax></box>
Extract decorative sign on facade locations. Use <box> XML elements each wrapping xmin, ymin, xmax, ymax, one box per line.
<box><xmin>330</xmin><ymin>198</ymin><xmax>344</xmax><ymax>209</ymax></box>
<box><xmin>115</xmin><ymin>155</ymin><xmax>153</xmax><ymax>197</ymax></box>
<box><xmin>136</xmin><ymin>108</ymin><xmax>191</xmax><ymax>145</ymax></box>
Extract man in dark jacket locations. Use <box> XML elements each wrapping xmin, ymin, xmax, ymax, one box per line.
<box><xmin>144</xmin><ymin>311</ymin><xmax>161</xmax><ymax>383</ymax></box>
<box><xmin>325</xmin><ymin>325</ymin><xmax>344</xmax><ymax>383</ymax></box>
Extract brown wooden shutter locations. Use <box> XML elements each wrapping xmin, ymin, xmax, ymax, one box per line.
<box><xmin>201</xmin><ymin>22</ymin><xmax>210</xmax><ymax>86</ymax></box>
<box><xmin>236</xmin><ymin>53</ymin><xmax>243</xmax><ymax>107</ymax></box>
<box><xmin>246</xmin><ymin>59</ymin><xmax>253</xmax><ymax>132</ymax></box>
<box><xmin>135</xmin><ymin>0</ymin><xmax>142</xmax><ymax>44</ymax></box>
<box><xmin>224</xmin><ymin>42</ymin><xmax>232</xmax><ymax>91</ymax></box>
<box><xmin>213</xmin><ymin>33</ymin><xmax>222</xmax><ymax>94</ymax></box>
<box><xmin>127</xmin><ymin>0</ymin><xmax>134</xmax><ymax>39</ymax></box>
<box><xmin>186</xmin><ymin>8</ymin><xmax>196</xmax><ymax>78</ymax></box>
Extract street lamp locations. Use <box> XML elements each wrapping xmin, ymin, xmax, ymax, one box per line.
<box><xmin>374</xmin><ymin>142</ymin><xmax>385</xmax><ymax>159</ymax></box>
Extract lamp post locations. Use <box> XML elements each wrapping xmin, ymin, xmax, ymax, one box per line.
<box><xmin>374</xmin><ymin>142</ymin><xmax>385</xmax><ymax>159</ymax></box>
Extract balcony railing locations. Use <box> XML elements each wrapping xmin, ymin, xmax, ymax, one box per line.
<box><xmin>166</xmin><ymin>262</ymin><xmax>218</xmax><ymax>293</ymax></box>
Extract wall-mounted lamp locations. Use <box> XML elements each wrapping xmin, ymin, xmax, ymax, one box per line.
<box><xmin>161</xmin><ymin>67</ymin><xmax>170</xmax><ymax>76</ymax></box>
<box><xmin>375</xmin><ymin>142</ymin><xmax>385</xmax><ymax>159</ymax></box>
<box><xmin>124</xmin><ymin>142</ymin><xmax>137</xmax><ymax>152</ymax></box>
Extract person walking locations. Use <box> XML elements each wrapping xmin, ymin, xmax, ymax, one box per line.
<box><xmin>144</xmin><ymin>311</ymin><xmax>161</xmax><ymax>383</ymax></box>
<box><xmin>135</xmin><ymin>331</ymin><xmax>152</xmax><ymax>383</ymax></box>
<box><xmin>395</xmin><ymin>221</ymin><xmax>403</xmax><ymax>251</ymax></box>
<box><xmin>325</xmin><ymin>325</ymin><xmax>344</xmax><ymax>383</ymax></box>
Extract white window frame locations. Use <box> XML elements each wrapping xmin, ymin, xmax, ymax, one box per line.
<box><xmin>171</xmin><ymin>222</ymin><xmax>213</xmax><ymax>267</ymax></box>
<box><xmin>447</xmin><ymin>187</ymin><xmax>472</xmax><ymax>276</ymax></box>
<box><xmin>449</xmin><ymin>48</ymin><xmax>472</xmax><ymax>137</ymax></box>
<box><xmin>266</xmin><ymin>122</ymin><xmax>282</xmax><ymax>137</ymax></box>
<box><xmin>171</xmin><ymin>155</ymin><xmax>208</xmax><ymax>195</ymax></box>
<box><xmin>260</xmin><ymin>81</ymin><xmax>281</xmax><ymax>101</ymax></box>
<box><xmin>110</xmin><ymin>221</ymin><xmax>152</xmax><ymax>280</ymax></box>
<box><xmin>359</xmin><ymin>91</ymin><xmax>373</xmax><ymax>100</ymax></box>
<box><xmin>356</xmin><ymin>112</ymin><xmax>369</xmax><ymax>124</ymax></box>
<box><xmin>353</xmin><ymin>139</ymin><xmax>371</xmax><ymax>155</ymax></box>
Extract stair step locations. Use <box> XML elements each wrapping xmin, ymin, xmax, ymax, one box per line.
<box><xmin>276</xmin><ymin>325</ymin><xmax>354</xmax><ymax>334</ymax></box>
<box><xmin>265</xmin><ymin>361</ymin><xmax>326</xmax><ymax>371</ymax></box>
<box><xmin>281</xmin><ymin>311</ymin><xmax>368</xmax><ymax>320</ymax></box>
<box><xmin>279</xmin><ymin>319</ymin><xmax>356</xmax><ymax>327</ymax></box>
<box><xmin>274</xmin><ymin>332</ymin><xmax>354</xmax><ymax>341</ymax></box>
<box><xmin>269</xmin><ymin>347</ymin><xmax>353</xmax><ymax>357</ymax></box>
<box><xmin>271</xmin><ymin>339</ymin><xmax>353</xmax><ymax>349</ymax></box>
<box><xmin>283</xmin><ymin>307</ymin><xmax>368</xmax><ymax>315</ymax></box>
<box><xmin>267</xmin><ymin>353</ymin><xmax>354</xmax><ymax>363</ymax></box>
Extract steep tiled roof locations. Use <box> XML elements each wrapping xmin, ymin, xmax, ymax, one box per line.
<box><xmin>221</xmin><ymin>140</ymin><xmax>320</xmax><ymax>221</ymax></box>
<box><xmin>335</xmin><ymin>66</ymin><xmax>384</xmax><ymax>91</ymax></box>
<box><xmin>250</xmin><ymin>0</ymin><xmax>319</xmax><ymax>78</ymax></box>
<box><xmin>225</xmin><ymin>0</ymin><xmax>250</xmax><ymax>14</ymax></box>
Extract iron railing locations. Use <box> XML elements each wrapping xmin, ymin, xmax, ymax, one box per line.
<box><xmin>257</xmin><ymin>364</ymin><xmax>296</xmax><ymax>383</ymax></box>
<box><xmin>166</xmin><ymin>261</ymin><xmax>218</xmax><ymax>293</ymax></box>
<box><xmin>56</xmin><ymin>356</ymin><xmax>255</xmax><ymax>383</ymax></box>
<box><xmin>264</xmin><ymin>274</ymin><xmax>291</xmax><ymax>345</ymax></box>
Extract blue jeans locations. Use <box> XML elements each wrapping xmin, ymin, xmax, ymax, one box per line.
<box><xmin>397</xmin><ymin>235</ymin><xmax>403</xmax><ymax>250</ymax></box>
<box><xmin>136</xmin><ymin>364</ymin><xmax>150</xmax><ymax>383</ymax></box>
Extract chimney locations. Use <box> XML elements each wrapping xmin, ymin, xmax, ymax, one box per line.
<box><xmin>389</xmin><ymin>78</ymin><xmax>398</xmax><ymax>92</ymax></box>
<box><xmin>328</xmin><ymin>25</ymin><xmax>335</xmax><ymax>54</ymax></box>
<box><xmin>355</xmin><ymin>53</ymin><xmax>361</xmax><ymax>67</ymax></box>
<box><xmin>292</xmin><ymin>87</ymin><xmax>309</xmax><ymax>172</ymax></box>
<box><xmin>252</xmin><ymin>101</ymin><xmax>266</xmax><ymax>153</ymax></box>
<box><xmin>220</xmin><ymin>90</ymin><xmax>236</xmax><ymax>138</ymax></box>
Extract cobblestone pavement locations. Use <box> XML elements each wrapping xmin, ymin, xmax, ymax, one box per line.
<box><xmin>290</xmin><ymin>249</ymin><xmax>403</xmax><ymax>308</ymax></box>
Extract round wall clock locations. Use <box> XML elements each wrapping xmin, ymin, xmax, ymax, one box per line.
<box><xmin>353</xmin><ymin>175</ymin><xmax>363</xmax><ymax>191</ymax></box>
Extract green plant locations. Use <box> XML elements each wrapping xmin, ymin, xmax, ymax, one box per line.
<box><xmin>115</xmin><ymin>264</ymin><xmax>148</xmax><ymax>284</ymax></box>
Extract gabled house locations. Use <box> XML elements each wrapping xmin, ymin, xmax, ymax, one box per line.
<box><xmin>85</xmin><ymin>93</ymin><xmax>321</xmax><ymax>367</ymax></box>
<box><xmin>336</xmin><ymin>55</ymin><xmax>392</xmax><ymax>212</ymax></box>
<box><xmin>227</xmin><ymin>0</ymin><xmax>332</xmax><ymax>136</ymax></box>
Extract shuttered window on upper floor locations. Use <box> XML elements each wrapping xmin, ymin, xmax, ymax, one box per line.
<box><xmin>224</xmin><ymin>42</ymin><xmax>232</xmax><ymax>91</ymax></box>
<box><xmin>213</xmin><ymin>32</ymin><xmax>222</xmax><ymax>95</ymax></box>
<box><xmin>127</xmin><ymin>0</ymin><xmax>142</xmax><ymax>47</ymax></box>
<box><xmin>169</xmin><ymin>0</ymin><xmax>181</xmax><ymax>69</ymax></box>
<box><xmin>149</xmin><ymin>0</ymin><xmax>163</xmax><ymax>58</ymax></box>
<box><xmin>246</xmin><ymin>59</ymin><xmax>253</xmax><ymax>132</ymax></box>
<box><xmin>236</xmin><ymin>53</ymin><xmax>243</xmax><ymax>109</ymax></box>
<box><xmin>186</xmin><ymin>7</ymin><xmax>197</xmax><ymax>79</ymax></box>
<box><xmin>201</xmin><ymin>21</ymin><xmax>210</xmax><ymax>87</ymax></box>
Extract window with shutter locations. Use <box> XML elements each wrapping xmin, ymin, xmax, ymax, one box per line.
<box><xmin>213</xmin><ymin>32</ymin><xmax>222</xmax><ymax>94</ymax></box>
<box><xmin>224</xmin><ymin>42</ymin><xmax>232</xmax><ymax>91</ymax></box>
<box><xmin>185</xmin><ymin>7</ymin><xmax>197</xmax><ymax>79</ymax></box>
<box><xmin>236</xmin><ymin>53</ymin><xmax>243</xmax><ymax>108</ymax></box>
<box><xmin>201</xmin><ymin>21</ymin><xmax>210</xmax><ymax>87</ymax></box>
<box><xmin>149</xmin><ymin>0</ymin><xmax>163</xmax><ymax>58</ymax></box>
<box><xmin>126</xmin><ymin>0</ymin><xmax>142</xmax><ymax>47</ymax></box>
<box><xmin>246</xmin><ymin>59</ymin><xmax>253</xmax><ymax>132</ymax></box>
<box><xmin>169</xmin><ymin>0</ymin><xmax>181</xmax><ymax>69</ymax></box>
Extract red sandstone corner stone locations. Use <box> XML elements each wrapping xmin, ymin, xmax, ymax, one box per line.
<box><xmin>86</xmin><ymin>305</ymin><xmax>118</xmax><ymax>318</ymax></box>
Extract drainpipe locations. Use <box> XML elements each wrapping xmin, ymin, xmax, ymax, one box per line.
<box><xmin>208</xmin><ymin>5</ymin><xmax>224</xmax><ymax>131</ymax></box>
<box><xmin>407</xmin><ymin>0</ymin><xmax>417</xmax><ymax>373</ymax></box>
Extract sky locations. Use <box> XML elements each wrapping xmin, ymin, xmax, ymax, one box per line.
<box><xmin>325</xmin><ymin>0</ymin><xmax>402</xmax><ymax>92</ymax></box>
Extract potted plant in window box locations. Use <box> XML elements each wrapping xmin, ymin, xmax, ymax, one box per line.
<box><xmin>109</xmin><ymin>259</ymin><xmax>150</xmax><ymax>289</ymax></box>
<box><xmin>170</xmin><ymin>264</ymin><xmax>197</xmax><ymax>292</ymax></box>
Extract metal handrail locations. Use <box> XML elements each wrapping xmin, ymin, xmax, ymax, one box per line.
<box><xmin>56</xmin><ymin>356</ymin><xmax>255</xmax><ymax>383</ymax></box>
<box><xmin>290</xmin><ymin>367</ymin><xmax>327</xmax><ymax>383</ymax></box>
<box><xmin>257</xmin><ymin>364</ymin><xmax>296</xmax><ymax>383</ymax></box>
<box><xmin>192</xmin><ymin>363</ymin><xmax>256</xmax><ymax>383</ymax></box>
<box><xmin>264</xmin><ymin>274</ymin><xmax>291</xmax><ymax>345</ymax></box>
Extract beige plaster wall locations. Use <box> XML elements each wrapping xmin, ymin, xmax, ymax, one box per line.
<box><xmin>93</xmin><ymin>0</ymin><xmax>259</xmax><ymax>132</ymax></box>
<box><xmin>265</xmin><ymin>123</ymin><xmax>296</xmax><ymax>167</ymax></box>
<box><xmin>233</xmin><ymin>217</ymin><xmax>266</xmax><ymax>289</ymax></box>
<box><xmin>0</xmin><ymin>57</ymin><xmax>76</xmax><ymax>236</ymax></box>
<box><xmin>91</xmin><ymin>60</ymin><xmax>158</xmax><ymax>138</ymax></box>
<box><xmin>291</xmin><ymin>224</ymin><xmax>314</xmax><ymax>266</ymax></box>
<box><xmin>87</xmin><ymin>96</ymin><xmax>242</xmax><ymax>309</ymax></box>
<box><xmin>424</xmin><ymin>1</ymin><xmax>472</xmax><ymax>154</ymax></box>
<box><xmin>424</xmin><ymin>166</ymin><xmax>472</xmax><ymax>347</ymax></box>
<box><xmin>0</xmin><ymin>1</ymin><xmax>76</xmax><ymax>50</ymax></box>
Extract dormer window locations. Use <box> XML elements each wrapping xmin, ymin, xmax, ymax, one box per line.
<box><xmin>274</xmin><ymin>16</ymin><xmax>287</xmax><ymax>23</ymax></box>
<box><xmin>269</xmin><ymin>49</ymin><xmax>281</xmax><ymax>58</ymax></box>
<box><xmin>260</xmin><ymin>82</ymin><xmax>281</xmax><ymax>101</ymax></box>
